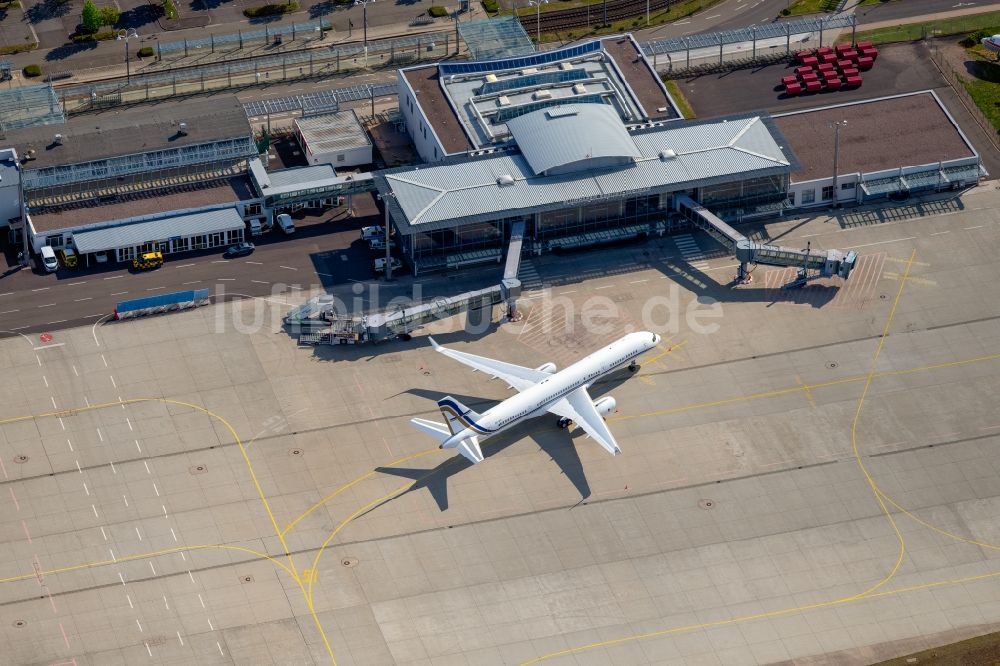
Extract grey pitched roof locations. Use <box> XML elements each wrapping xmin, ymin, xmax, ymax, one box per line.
<box><xmin>506</xmin><ymin>105</ymin><xmax>642</xmax><ymax>176</ymax></box>
<box><xmin>380</xmin><ymin>113</ymin><xmax>796</xmax><ymax>233</ymax></box>
<box><xmin>71</xmin><ymin>207</ymin><xmax>244</xmax><ymax>253</ymax></box>
<box><xmin>294</xmin><ymin>109</ymin><xmax>371</xmax><ymax>155</ymax></box>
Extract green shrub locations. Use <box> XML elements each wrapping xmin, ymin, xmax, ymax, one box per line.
<box><xmin>481</xmin><ymin>0</ymin><xmax>498</xmax><ymax>12</ymax></box>
<box><xmin>0</xmin><ymin>42</ymin><xmax>36</xmax><ymax>55</ymax></box>
<box><xmin>959</xmin><ymin>30</ymin><xmax>989</xmax><ymax>47</ymax></box>
<box><xmin>22</xmin><ymin>64</ymin><xmax>42</xmax><ymax>77</ymax></box>
<box><xmin>0</xmin><ymin>1</ymin><xmax>22</xmax><ymax>9</ymax></box>
<box><xmin>242</xmin><ymin>1</ymin><xmax>297</xmax><ymax>17</ymax></box>
<box><xmin>137</xmin><ymin>45</ymin><xmax>154</xmax><ymax>57</ymax></box>
<box><xmin>71</xmin><ymin>30</ymin><xmax>115</xmax><ymax>42</ymax></box>
<box><xmin>162</xmin><ymin>0</ymin><xmax>177</xmax><ymax>18</ymax></box>
<box><xmin>780</xmin><ymin>7</ymin><xmax>790</xmax><ymax>15</ymax></box>
<box><xmin>99</xmin><ymin>4</ymin><xmax>119</xmax><ymax>25</ymax></box>
<box><xmin>428</xmin><ymin>4</ymin><xmax>447</xmax><ymax>17</ymax></box>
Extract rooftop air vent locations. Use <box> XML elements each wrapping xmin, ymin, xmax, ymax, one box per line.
<box><xmin>521</xmin><ymin>67</ymin><xmax>538</xmax><ymax>75</ymax></box>
<box><xmin>545</xmin><ymin>108</ymin><xmax>578</xmax><ymax>119</ymax></box>
<box><xmin>178</xmin><ymin>122</ymin><xmax>189</xmax><ymax>135</ymax></box>
<box><xmin>533</xmin><ymin>90</ymin><xmax>552</xmax><ymax>100</ymax></box>
<box><xmin>659</xmin><ymin>149</ymin><xmax>677</xmax><ymax>161</ymax></box>
<box><xmin>572</xmin><ymin>83</ymin><xmax>587</xmax><ymax>95</ymax></box>
<box><xmin>485</xmin><ymin>73</ymin><xmax>498</xmax><ymax>83</ymax></box>
<box><xmin>497</xmin><ymin>95</ymin><xmax>511</xmax><ymax>107</ymax></box>
<box><xmin>497</xmin><ymin>174</ymin><xmax>515</xmax><ymax>186</ymax></box>
<box><xmin>53</xmin><ymin>133</ymin><xmax>64</xmax><ymax>145</ymax></box>
<box><xmin>559</xmin><ymin>62</ymin><xmax>573</xmax><ymax>71</ymax></box>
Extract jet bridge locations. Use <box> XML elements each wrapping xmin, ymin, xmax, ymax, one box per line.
<box><xmin>674</xmin><ymin>195</ymin><xmax>857</xmax><ymax>286</ymax></box>
<box><xmin>289</xmin><ymin>228</ymin><xmax>525</xmax><ymax>345</ymax></box>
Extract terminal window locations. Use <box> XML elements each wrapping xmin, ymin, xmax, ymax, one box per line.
<box><xmin>821</xmin><ymin>186</ymin><xmax>834</xmax><ymax>201</ymax></box>
<box><xmin>801</xmin><ymin>190</ymin><xmax>815</xmax><ymax>205</ymax></box>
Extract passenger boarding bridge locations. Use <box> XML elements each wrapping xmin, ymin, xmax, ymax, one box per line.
<box><xmin>674</xmin><ymin>195</ymin><xmax>857</xmax><ymax>286</ymax></box>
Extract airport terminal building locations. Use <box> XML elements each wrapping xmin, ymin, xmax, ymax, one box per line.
<box><xmin>0</xmin><ymin>38</ymin><xmax>987</xmax><ymax>273</ymax></box>
<box><xmin>375</xmin><ymin>105</ymin><xmax>798</xmax><ymax>274</ymax></box>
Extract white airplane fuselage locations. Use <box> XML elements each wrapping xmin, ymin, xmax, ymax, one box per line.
<box><xmin>440</xmin><ymin>331</ymin><xmax>660</xmax><ymax>449</ymax></box>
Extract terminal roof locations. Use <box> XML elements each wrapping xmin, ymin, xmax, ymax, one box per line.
<box><xmin>401</xmin><ymin>36</ymin><xmax>679</xmax><ymax>157</ymax></box>
<box><xmin>378</xmin><ymin>113</ymin><xmax>796</xmax><ymax>233</ymax></box>
<box><xmin>6</xmin><ymin>95</ymin><xmax>250</xmax><ymax>170</ymax></box>
<box><xmin>507</xmin><ymin>105</ymin><xmax>641</xmax><ymax>176</ymax></box>
<box><xmin>71</xmin><ymin>207</ymin><xmax>244</xmax><ymax>253</ymax></box>
<box><xmin>29</xmin><ymin>177</ymin><xmax>253</xmax><ymax>233</ymax></box>
<box><xmin>773</xmin><ymin>91</ymin><xmax>977</xmax><ymax>182</ymax></box>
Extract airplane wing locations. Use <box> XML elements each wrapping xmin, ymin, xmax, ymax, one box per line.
<box><xmin>428</xmin><ymin>337</ymin><xmax>549</xmax><ymax>391</ymax></box>
<box><xmin>547</xmin><ymin>387</ymin><xmax>621</xmax><ymax>457</ymax></box>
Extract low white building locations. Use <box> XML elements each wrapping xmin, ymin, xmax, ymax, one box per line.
<box><xmin>294</xmin><ymin>110</ymin><xmax>373</xmax><ymax>168</ymax></box>
<box><xmin>774</xmin><ymin>91</ymin><xmax>984</xmax><ymax>210</ymax></box>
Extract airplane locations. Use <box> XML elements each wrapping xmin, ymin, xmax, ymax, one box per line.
<box><xmin>409</xmin><ymin>331</ymin><xmax>661</xmax><ymax>464</ymax></box>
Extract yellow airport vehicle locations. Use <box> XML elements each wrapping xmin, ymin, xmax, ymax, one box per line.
<box><xmin>56</xmin><ymin>248</ymin><xmax>78</xmax><ymax>268</ymax></box>
<box><xmin>132</xmin><ymin>251</ymin><xmax>164</xmax><ymax>270</ymax></box>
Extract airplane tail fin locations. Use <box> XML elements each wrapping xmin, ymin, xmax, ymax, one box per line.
<box><xmin>408</xmin><ymin>417</ymin><xmax>485</xmax><ymax>464</ymax></box>
<box><xmin>455</xmin><ymin>435</ymin><xmax>484</xmax><ymax>464</ymax></box>
<box><xmin>409</xmin><ymin>417</ymin><xmax>451</xmax><ymax>444</ymax></box>
<box><xmin>436</xmin><ymin>396</ymin><xmax>483</xmax><ymax>435</ymax></box>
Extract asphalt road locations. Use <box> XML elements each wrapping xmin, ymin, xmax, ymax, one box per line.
<box><xmin>0</xmin><ymin>204</ymin><xmax>379</xmax><ymax>337</ymax></box>
<box><xmin>0</xmin><ymin>198</ymin><xmax>510</xmax><ymax>339</ymax></box>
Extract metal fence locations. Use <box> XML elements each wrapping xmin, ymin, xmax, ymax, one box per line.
<box><xmin>927</xmin><ymin>44</ymin><xmax>1000</xmax><ymax>155</ymax></box>
<box><xmin>57</xmin><ymin>33</ymin><xmax>452</xmax><ymax>112</ymax></box>
<box><xmin>242</xmin><ymin>82</ymin><xmax>398</xmax><ymax>119</ymax></box>
<box><xmin>642</xmin><ymin>14</ymin><xmax>857</xmax><ymax>72</ymax></box>
<box><xmin>156</xmin><ymin>19</ymin><xmax>332</xmax><ymax>55</ymax></box>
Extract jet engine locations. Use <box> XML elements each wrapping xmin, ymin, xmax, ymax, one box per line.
<box><xmin>535</xmin><ymin>362</ymin><xmax>557</xmax><ymax>374</ymax></box>
<box><xmin>593</xmin><ymin>396</ymin><xmax>616</xmax><ymax>417</ymax></box>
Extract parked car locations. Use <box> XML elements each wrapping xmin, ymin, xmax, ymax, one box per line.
<box><xmin>276</xmin><ymin>213</ymin><xmax>295</xmax><ymax>234</ymax></box>
<box><xmin>368</xmin><ymin>237</ymin><xmax>396</xmax><ymax>251</ymax></box>
<box><xmin>40</xmin><ymin>246</ymin><xmax>58</xmax><ymax>273</ymax></box>
<box><xmin>360</xmin><ymin>226</ymin><xmax>384</xmax><ymax>241</ymax></box>
<box><xmin>224</xmin><ymin>241</ymin><xmax>255</xmax><ymax>258</ymax></box>
<box><xmin>133</xmin><ymin>251</ymin><xmax>164</xmax><ymax>270</ymax></box>
<box><xmin>373</xmin><ymin>257</ymin><xmax>402</xmax><ymax>274</ymax></box>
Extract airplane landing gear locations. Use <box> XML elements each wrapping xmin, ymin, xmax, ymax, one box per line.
<box><xmin>628</xmin><ymin>361</ymin><xmax>639</xmax><ymax>372</ymax></box>
<box><xmin>557</xmin><ymin>417</ymin><xmax>572</xmax><ymax>429</ymax></box>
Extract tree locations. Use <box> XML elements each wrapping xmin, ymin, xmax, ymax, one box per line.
<box><xmin>81</xmin><ymin>0</ymin><xmax>100</xmax><ymax>32</ymax></box>
<box><xmin>162</xmin><ymin>0</ymin><xmax>177</xmax><ymax>19</ymax></box>
<box><xmin>99</xmin><ymin>4</ymin><xmax>119</xmax><ymax>26</ymax></box>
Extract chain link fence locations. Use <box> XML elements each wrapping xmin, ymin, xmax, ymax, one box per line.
<box><xmin>56</xmin><ymin>32</ymin><xmax>453</xmax><ymax>113</ymax></box>
<box><xmin>642</xmin><ymin>14</ymin><xmax>857</xmax><ymax>75</ymax></box>
<box><xmin>927</xmin><ymin>43</ymin><xmax>1000</xmax><ymax>155</ymax></box>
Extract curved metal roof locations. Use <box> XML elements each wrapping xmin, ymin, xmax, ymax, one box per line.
<box><xmin>506</xmin><ymin>104</ymin><xmax>641</xmax><ymax>176</ymax></box>
<box><xmin>379</xmin><ymin>114</ymin><xmax>797</xmax><ymax>233</ymax></box>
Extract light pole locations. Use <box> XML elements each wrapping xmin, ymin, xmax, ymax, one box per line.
<box><xmin>354</xmin><ymin>0</ymin><xmax>374</xmax><ymax>65</ymax></box>
<box><xmin>15</xmin><ymin>158</ymin><xmax>27</xmax><ymax>267</ymax></box>
<box><xmin>528</xmin><ymin>0</ymin><xmax>547</xmax><ymax>43</ymax></box>
<box><xmin>831</xmin><ymin>120</ymin><xmax>847</xmax><ymax>208</ymax></box>
<box><xmin>377</xmin><ymin>192</ymin><xmax>396</xmax><ymax>281</ymax></box>
<box><xmin>116</xmin><ymin>28</ymin><xmax>139</xmax><ymax>84</ymax></box>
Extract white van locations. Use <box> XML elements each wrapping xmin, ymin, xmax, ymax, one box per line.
<box><xmin>276</xmin><ymin>213</ymin><xmax>295</xmax><ymax>235</ymax></box>
<box><xmin>40</xmin><ymin>246</ymin><xmax>58</xmax><ymax>273</ymax></box>
<box><xmin>248</xmin><ymin>218</ymin><xmax>264</xmax><ymax>236</ymax></box>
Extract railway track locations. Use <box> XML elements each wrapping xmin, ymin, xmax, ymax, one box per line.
<box><xmin>517</xmin><ymin>0</ymin><xmax>676</xmax><ymax>33</ymax></box>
